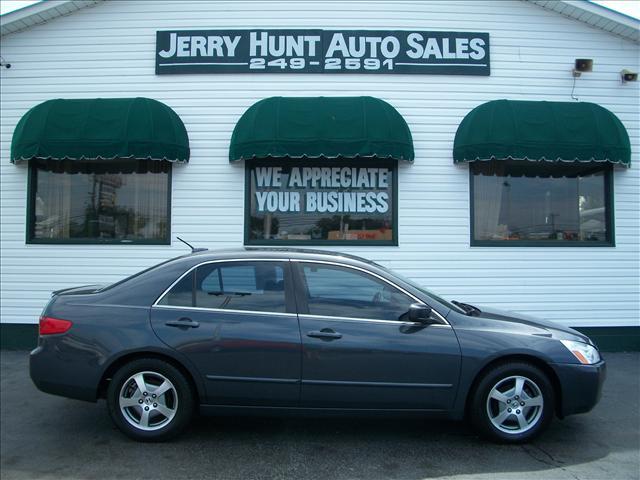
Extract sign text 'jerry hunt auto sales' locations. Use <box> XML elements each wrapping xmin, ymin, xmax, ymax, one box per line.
<box><xmin>156</xmin><ymin>29</ymin><xmax>490</xmax><ymax>75</ymax></box>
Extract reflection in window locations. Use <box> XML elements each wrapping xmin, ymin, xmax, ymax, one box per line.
<box><xmin>30</xmin><ymin>159</ymin><xmax>170</xmax><ymax>243</ymax></box>
<box><xmin>471</xmin><ymin>161</ymin><xmax>611</xmax><ymax>244</ymax></box>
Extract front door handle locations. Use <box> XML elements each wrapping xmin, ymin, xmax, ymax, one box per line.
<box><xmin>165</xmin><ymin>317</ymin><xmax>200</xmax><ymax>328</ymax></box>
<box><xmin>307</xmin><ymin>329</ymin><xmax>342</xmax><ymax>340</ymax></box>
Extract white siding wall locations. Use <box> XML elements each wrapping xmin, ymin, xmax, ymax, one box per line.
<box><xmin>1</xmin><ymin>0</ymin><xmax>638</xmax><ymax>327</ymax></box>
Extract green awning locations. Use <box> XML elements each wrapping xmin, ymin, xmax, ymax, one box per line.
<box><xmin>11</xmin><ymin>97</ymin><xmax>189</xmax><ymax>163</ymax></box>
<box><xmin>229</xmin><ymin>96</ymin><xmax>414</xmax><ymax>162</ymax></box>
<box><xmin>453</xmin><ymin>100</ymin><xmax>631</xmax><ymax>167</ymax></box>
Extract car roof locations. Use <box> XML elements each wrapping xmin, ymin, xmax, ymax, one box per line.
<box><xmin>184</xmin><ymin>247</ymin><xmax>376</xmax><ymax>265</ymax></box>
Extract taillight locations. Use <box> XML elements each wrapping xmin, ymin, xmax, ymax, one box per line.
<box><xmin>39</xmin><ymin>316</ymin><xmax>73</xmax><ymax>335</ymax></box>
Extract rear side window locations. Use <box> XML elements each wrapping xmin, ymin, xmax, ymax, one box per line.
<box><xmin>159</xmin><ymin>261</ymin><xmax>287</xmax><ymax>313</ymax></box>
<box><xmin>158</xmin><ymin>271</ymin><xmax>194</xmax><ymax>307</ymax></box>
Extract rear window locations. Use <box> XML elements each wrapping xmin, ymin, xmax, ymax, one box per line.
<box><xmin>99</xmin><ymin>255</ymin><xmax>187</xmax><ymax>292</ymax></box>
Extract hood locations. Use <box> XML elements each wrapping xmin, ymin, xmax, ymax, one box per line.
<box><xmin>455</xmin><ymin>305</ymin><xmax>592</xmax><ymax>344</ymax></box>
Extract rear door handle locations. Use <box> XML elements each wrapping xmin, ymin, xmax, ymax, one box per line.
<box><xmin>307</xmin><ymin>329</ymin><xmax>342</xmax><ymax>340</ymax></box>
<box><xmin>165</xmin><ymin>318</ymin><xmax>200</xmax><ymax>328</ymax></box>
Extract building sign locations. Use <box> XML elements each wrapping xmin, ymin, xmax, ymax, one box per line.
<box><xmin>246</xmin><ymin>160</ymin><xmax>397</xmax><ymax>244</ymax></box>
<box><xmin>156</xmin><ymin>29</ymin><xmax>490</xmax><ymax>75</ymax></box>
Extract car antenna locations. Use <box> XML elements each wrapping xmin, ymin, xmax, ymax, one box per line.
<box><xmin>176</xmin><ymin>236</ymin><xmax>208</xmax><ymax>253</ymax></box>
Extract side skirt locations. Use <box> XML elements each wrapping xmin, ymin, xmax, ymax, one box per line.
<box><xmin>199</xmin><ymin>404</ymin><xmax>451</xmax><ymax>418</ymax></box>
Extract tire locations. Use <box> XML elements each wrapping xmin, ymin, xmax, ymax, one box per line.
<box><xmin>470</xmin><ymin>362</ymin><xmax>555</xmax><ymax>444</ymax></box>
<box><xmin>107</xmin><ymin>358</ymin><xmax>195</xmax><ymax>442</ymax></box>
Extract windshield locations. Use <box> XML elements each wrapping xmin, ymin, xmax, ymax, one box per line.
<box><xmin>374</xmin><ymin>263</ymin><xmax>466</xmax><ymax>314</ymax></box>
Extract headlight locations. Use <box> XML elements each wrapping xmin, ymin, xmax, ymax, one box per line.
<box><xmin>560</xmin><ymin>340</ymin><xmax>601</xmax><ymax>365</ymax></box>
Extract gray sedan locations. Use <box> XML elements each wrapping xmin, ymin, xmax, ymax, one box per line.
<box><xmin>30</xmin><ymin>248</ymin><xmax>605</xmax><ymax>443</ymax></box>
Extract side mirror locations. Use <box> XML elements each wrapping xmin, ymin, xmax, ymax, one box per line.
<box><xmin>408</xmin><ymin>303</ymin><xmax>435</xmax><ymax>324</ymax></box>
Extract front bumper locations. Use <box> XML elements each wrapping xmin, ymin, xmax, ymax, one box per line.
<box><xmin>551</xmin><ymin>359</ymin><xmax>606</xmax><ymax>418</ymax></box>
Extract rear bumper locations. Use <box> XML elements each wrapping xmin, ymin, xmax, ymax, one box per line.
<box><xmin>551</xmin><ymin>360</ymin><xmax>606</xmax><ymax>417</ymax></box>
<box><xmin>30</xmin><ymin>345</ymin><xmax>98</xmax><ymax>402</ymax></box>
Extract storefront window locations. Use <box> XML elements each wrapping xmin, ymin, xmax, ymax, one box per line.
<box><xmin>246</xmin><ymin>159</ymin><xmax>397</xmax><ymax>245</ymax></box>
<box><xmin>28</xmin><ymin>159</ymin><xmax>171</xmax><ymax>244</ymax></box>
<box><xmin>471</xmin><ymin>161</ymin><xmax>613</xmax><ymax>246</ymax></box>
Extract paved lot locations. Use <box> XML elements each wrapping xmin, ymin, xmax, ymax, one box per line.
<box><xmin>1</xmin><ymin>351</ymin><xmax>638</xmax><ymax>480</ymax></box>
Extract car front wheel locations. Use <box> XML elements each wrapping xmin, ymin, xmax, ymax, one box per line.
<box><xmin>470</xmin><ymin>362</ymin><xmax>554</xmax><ymax>443</ymax></box>
<box><xmin>107</xmin><ymin>358</ymin><xmax>194</xmax><ymax>442</ymax></box>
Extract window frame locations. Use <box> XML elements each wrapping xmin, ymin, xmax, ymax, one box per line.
<box><xmin>468</xmin><ymin>162</ymin><xmax>616</xmax><ymax>248</ymax></box>
<box><xmin>244</xmin><ymin>158</ymin><xmax>399</xmax><ymax>247</ymax></box>
<box><xmin>25</xmin><ymin>159</ymin><xmax>172</xmax><ymax>245</ymax></box>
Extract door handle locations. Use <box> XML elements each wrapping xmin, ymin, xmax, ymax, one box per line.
<box><xmin>165</xmin><ymin>317</ymin><xmax>200</xmax><ymax>328</ymax></box>
<box><xmin>307</xmin><ymin>329</ymin><xmax>342</xmax><ymax>340</ymax></box>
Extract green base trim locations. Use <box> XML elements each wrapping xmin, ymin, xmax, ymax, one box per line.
<box><xmin>1</xmin><ymin>324</ymin><xmax>38</xmax><ymax>350</ymax></box>
<box><xmin>0</xmin><ymin>324</ymin><xmax>638</xmax><ymax>352</ymax></box>
<box><xmin>575</xmin><ymin>327</ymin><xmax>640</xmax><ymax>353</ymax></box>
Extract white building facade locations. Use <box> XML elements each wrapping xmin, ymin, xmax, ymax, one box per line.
<box><xmin>1</xmin><ymin>0</ymin><xmax>638</xmax><ymax>349</ymax></box>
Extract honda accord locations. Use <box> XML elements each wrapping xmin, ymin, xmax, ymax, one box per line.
<box><xmin>30</xmin><ymin>248</ymin><xmax>605</xmax><ymax>442</ymax></box>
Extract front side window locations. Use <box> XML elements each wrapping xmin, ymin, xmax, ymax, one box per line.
<box><xmin>299</xmin><ymin>263</ymin><xmax>413</xmax><ymax>321</ymax></box>
<box><xmin>246</xmin><ymin>159</ymin><xmax>397</xmax><ymax>245</ymax></box>
<box><xmin>28</xmin><ymin>159</ymin><xmax>170</xmax><ymax>244</ymax></box>
<box><xmin>471</xmin><ymin>161</ymin><xmax>613</xmax><ymax>246</ymax></box>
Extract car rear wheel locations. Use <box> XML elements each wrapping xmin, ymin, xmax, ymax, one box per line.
<box><xmin>107</xmin><ymin>358</ymin><xmax>194</xmax><ymax>441</ymax></box>
<box><xmin>470</xmin><ymin>362</ymin><xmax>554</xmax><ymax>443</ymax></box>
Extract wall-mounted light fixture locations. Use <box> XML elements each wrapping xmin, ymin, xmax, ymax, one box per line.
<box><xmin>621</xmin><ymin>69</ymin><xmax>638</xmax><ymax>83</ymax></box>
<box><xmin>572</xmin><ymin>58</ymin><xmax>593</xmax><ymax>77</ymax></box>
<box><xmin>0</xmin><ymin>56</ymin><xmax>11</xmax><ymax>69</ymax></box>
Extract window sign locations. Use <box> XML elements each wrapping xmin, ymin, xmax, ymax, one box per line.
<box><xmin>156</xmin><ymin>30</ymin><xmax>490</xmax><ymax>75</ymax></box>
<box><xmin>246</xmin><ymin>160</ymin><xmax>397</xmax><ymax>245</ymax></box>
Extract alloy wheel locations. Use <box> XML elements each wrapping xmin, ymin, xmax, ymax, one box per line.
<box><xmin>486</xmin><ymin>375</ymin><xmax>544</xmax><ymax>434</ymax></box>
<box><xmin>119</xmin><ymin>371</ymin><xmax>178</xmax><ymax>431</ymax></box>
